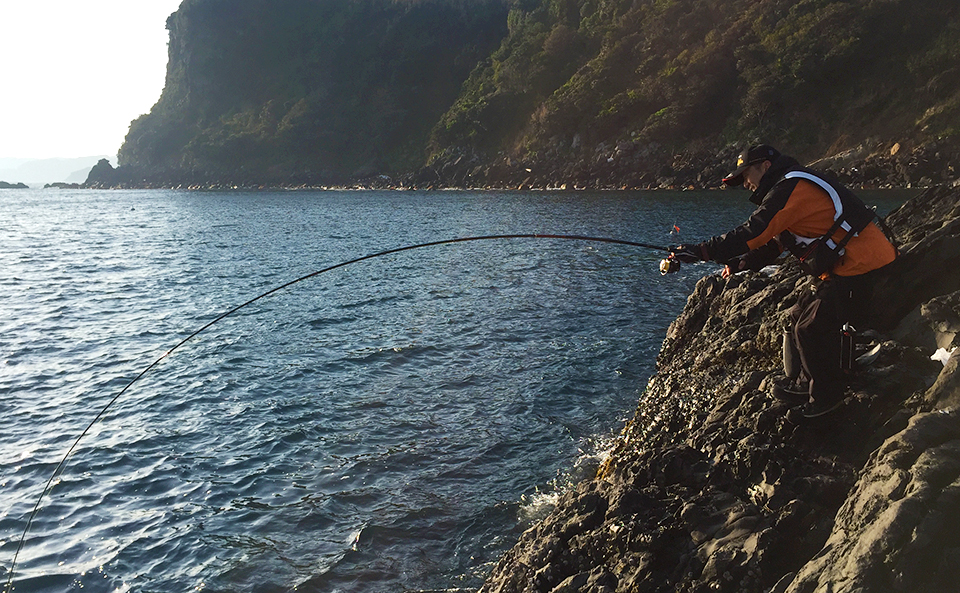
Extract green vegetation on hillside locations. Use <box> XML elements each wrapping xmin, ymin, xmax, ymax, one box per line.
<box><xmin>115</xmin><ymin>0</ymin><xmax>960</xmax><ymax>187</ymax></box>
<box><xmin>431</xmin><ymin>0</ymin><xmax>960</xmax><ymax>166</ymax></box>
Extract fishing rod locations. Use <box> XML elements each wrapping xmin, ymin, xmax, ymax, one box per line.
<box><xmin>3</xmin><ymin>233</ymin><xmax>671</xmax><ymax>592</ymax></box>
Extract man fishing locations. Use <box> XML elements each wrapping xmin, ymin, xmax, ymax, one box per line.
<box><xmin>670</xmin><ymin>145</ymin><xmax>897</xmax><ymax>418</ymax></box>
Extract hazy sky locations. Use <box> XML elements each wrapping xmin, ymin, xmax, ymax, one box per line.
<box><xmin>1</xmin><ymin>1</ymin><xmax>184</xmax><ymax>159</ymax></box>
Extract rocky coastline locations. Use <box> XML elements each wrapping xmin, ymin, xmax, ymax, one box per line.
<box><xmin>477</xmin><ymin>185</ymin><xmax>960</xmax><ymax>592</ymax></box>
<box><xmin>412</xmin><ymin>138</ymin><xmax>960</xmax><ymax>193</ymax></box>
<box><xmin>82</xmin><ymin>139</ymin><xmax>960</xmax><ymax>193</ymax></box>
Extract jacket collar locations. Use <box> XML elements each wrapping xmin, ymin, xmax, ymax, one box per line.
<box><xmin>749</xmin><ymin>155</ymin><xmax>801</xmax><ymax>205</ymax></box>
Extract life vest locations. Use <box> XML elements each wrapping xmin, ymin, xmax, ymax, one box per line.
<box><xmin>778</xmin><ymin>169</ymin><xmax>888</xmax><ymax>276</ymax></box>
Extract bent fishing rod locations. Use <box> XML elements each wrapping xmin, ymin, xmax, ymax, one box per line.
<box><xmin>4</xmin><ymin>233</ymin><xmax>671</xmax><ymax>592</ymax></box>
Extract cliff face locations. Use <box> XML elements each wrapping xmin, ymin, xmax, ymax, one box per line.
<box><xmin>478</xmin><ymin>186</ymin><xmax>960</xmax><ymax>592</ymax></box>
<box><xmin>104</xmin><ymin>0</ymin><xmax>960</xmax><ymax>189</ymax></box>
<box><xmin>113</xmin><ymin>0</ymin><xmax>508</xmax><ymax>186</ymax></box>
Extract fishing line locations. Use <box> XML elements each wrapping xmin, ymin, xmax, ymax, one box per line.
<box><xmin>3</xmin><ymin>233</ymin><xmax>669</xmax><ymax>591</ymax></box>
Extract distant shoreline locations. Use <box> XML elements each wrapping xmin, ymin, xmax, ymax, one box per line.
<box><xmin>79</xmin><ymin>149</ymin><xmax>960</xmax><ymax>193</ymax></box>
<box><xmin>58</xmin><ymin>181</ymin><xmax>932</xmax><ymax>193</ymax></box>
<box><xmin>0</xmin><ymin>181</ymin><xmax>29</xmax><ymax>189</ymax></box>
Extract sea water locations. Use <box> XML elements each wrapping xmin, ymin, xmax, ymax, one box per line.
<box><xmin>0</xmin><ymin>188</ymin><xmax>910</xmax><ymax>592</ymax></box>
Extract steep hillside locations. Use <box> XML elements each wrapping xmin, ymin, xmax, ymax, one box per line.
<box><xmin>426</xmin><ymin>0</ymin><xmax>960</xmax><ymax>188</ymax></box>
<box><xmin>104</xmin><ymin>0</ymin><xmax>960</xmax><ymax>188</ymax></box>
<box><xmin>113</xmin><ymin>0</ymin><xmax>509</xmax><ymax>186</ymax></box>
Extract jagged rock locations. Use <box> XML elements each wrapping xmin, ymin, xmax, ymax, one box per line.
<box><xmin>479</xmin><ymin>186</ymin><xmax>960</xmax><ymax>592</ymax></box>
<box><xmin>83</xmin><ymin>158</ymin><xmax>119</xmax><ymax>188</ymax></box>
<box><xmin>869</xmin><ymin>186</ymin><xmax>960</xmax><ymax>330</ymax></box>
<box><xmin>921</xmin><ymin>291</ymin><xmax>960</xmax><ymax>350</ymax></box>
<box><xmin>785</xmin><ymin>409</ymin><xmax>960</xmax><ymax>593</ymax></box>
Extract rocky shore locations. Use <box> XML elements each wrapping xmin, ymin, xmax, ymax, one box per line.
<box><xmin>83</xmin><ymin>139</ymin><xmax>960</xmax><ymax>193</ymax></box>
<box><xmin>478</xmin><ymin>185</ymin><xmax>960</xmax><ymax>592</ymax></box>
<box><xmin>414</xmin><ymin>138</ymin><xmax>960</xmax><ymax>192</ymax></box>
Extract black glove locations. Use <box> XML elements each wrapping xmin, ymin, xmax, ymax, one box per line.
<box><xmin>670</xmin><ymin>244</ymin><xmax>707</xmax><ymax>264</ymax></box>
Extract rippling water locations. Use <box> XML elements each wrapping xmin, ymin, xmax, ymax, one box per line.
<box><xmin>0</xmin><ymin>188</ymin><xmax>907</xmax><ymax>592</ymax></box>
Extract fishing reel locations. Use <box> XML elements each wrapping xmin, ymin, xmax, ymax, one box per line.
<box><xmin>659</xmin><ymin>257</ymin><xmax>681</xmax><ymax>275</ymax></box>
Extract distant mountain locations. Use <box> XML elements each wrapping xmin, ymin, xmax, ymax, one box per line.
<box><xmin>0</xmin><ymin>158</ymin><xmax>33</xmax><ymax>170</ymax></box>
<box><xmin>64</xmin><ymin>165</ymin><xmax>99</xmax><ymax>184</ymax></box>
<box><xmin>109</xmin><ymin>0</ymin><xmax>960</xmax><ymax>189</ymax></box>
<box><xmin>0</xmin><ymin>156</ymin><xmax>114</xmax><ymax>186</ymax></box>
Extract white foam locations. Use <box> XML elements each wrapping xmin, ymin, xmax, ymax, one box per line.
<box><xmin>518</xmin><ymin>428</ymin><xmax>622</xmax><ymax>522</ymax></box>
<box><xmin>519</xmin><ymin>489</ymin><xmax>561</xmax><ymax>523</ymax></box>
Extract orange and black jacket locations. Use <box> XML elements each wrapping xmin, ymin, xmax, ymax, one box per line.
<box><xmin>699</xmin><ymin>156</ymin><xmax>897</xmax><ymax>277</ymax></box>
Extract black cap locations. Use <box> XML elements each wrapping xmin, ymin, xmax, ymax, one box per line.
<box><xmin>722</xmin><ymin>145</ymin><xmax>780</xmax><ymax>186</ymax></box>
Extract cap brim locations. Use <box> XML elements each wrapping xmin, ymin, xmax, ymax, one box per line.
<box><xmin>722</xmin><ymin>156</ymin><xmax>768</xmax><ymax>186</ymax></box>
<box><xmin>722</xmin><ymin>166</ymin><xmax>748</xmax><ymax>186</ymax></box>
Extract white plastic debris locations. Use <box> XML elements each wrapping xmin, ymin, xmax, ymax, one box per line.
<box><xmin>931</xmin><ymin>347</ymin><xmax>956</xmax><ymax>366</ymax></box>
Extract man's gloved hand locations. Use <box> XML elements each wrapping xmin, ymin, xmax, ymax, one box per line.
<box><xmin>722</xmin><ymin>258</ymin><xmax>746</xmax><ymax>279</ymax></box>
<box><xmin>670</xmin><ymin>244</ymin><xmax>707</xmax><ymax>264</ymax></box>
